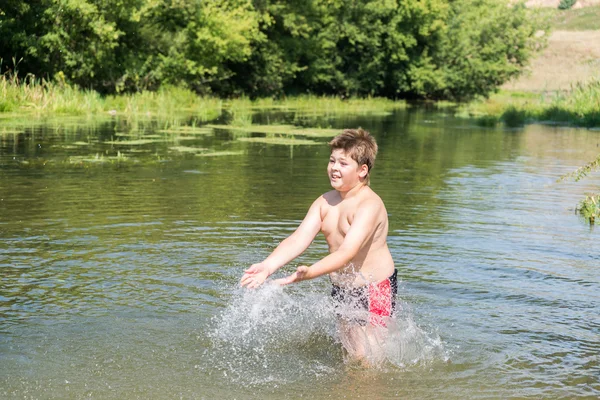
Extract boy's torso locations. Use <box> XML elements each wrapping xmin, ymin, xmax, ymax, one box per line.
<box><xmin>319</xmin><ymin>187</ymin><xmax>395</xmax><ymax>287</ymax></box>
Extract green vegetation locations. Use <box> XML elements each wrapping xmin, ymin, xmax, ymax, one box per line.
<box><xmin>458</xmin><ymin>80</ymin><xmax>600</xmax><ymax>128</ymax></box>
<box><xmin>576</xmin><ymin>195</ymin><xmax>600</xmax><ymax>224</ymax></box>
<box><xmin>0</xmin><ymin>69</ymin><xmax>105</xmax><ymax>114</ymax></box>
<box><xmin>195</xmin><ymin>150</ymin><xmax>246</xmax><ymax>157</ymax></box>
<box><xmin>248</xmin><ymin>96</ymin><xmax>404</xmax><ymax>116</ymax></box>
<box><xmin>559</xmin><ymin>153</ymin><xmax>600</xmax><ymax>225</ymax></box>
<box><xmin>0</xmin><ymin>68</ymin><xmax>405</xmax><ymax>121</ymax></box>
<box><xmin>0</xmin><ymin>70</ymin><xmax>225</xmax><ymax>120</ymax></box>
<box><xmin>560</xmin><ymin>154</ymin><xmax>600</xmax><ymax>183</ymax></box>
<box><xmin>1</xmin><ymin>0</ymin><xmax>548</xmax><ymax>101</ymax></box>
<box><xmin>208</xmin><ymin>124</ymin><xmax>339</xmax><ymax>137</ymax></box>
<box><xmin>558</xmin><ymin>0</ymin><xmax>577</xmax><ymax>10</ymax></box>
<box><xmin>237</xmin><ymin>137</ymin><xmax>320</xmax><ymax>145</ymax></box>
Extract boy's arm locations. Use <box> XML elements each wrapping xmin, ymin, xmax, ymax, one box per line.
<box><xmin>240</xmin><ymin>197</ymin><xmax>323</xmax><ymax>288</ymax></box>
<box><xmin>274</xmin><ymin>200</ymin><xmax>380</xmax><ymax>285</ymax></box>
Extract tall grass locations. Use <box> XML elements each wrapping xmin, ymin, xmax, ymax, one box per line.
<box><xmin>2</xmin><ymin>66</ymin><xmax>404</xmax><ymax>123</ymax></box>
<box><xmin>103</xmin><ymin>86</ymin><xmax>224</xmax><ymax>121</ymax></box>
<box><xmin>0</xmin><ymin>72</ymin><xmax>105</xmax><ymax>114</ymax></box>
<box><xmin>0</xmin><ymin>66</ymin><xmax>225</xmax><ymax>121</ymax></box>
<box><xmin>458</xmin><ymin>79</ymin><xmax>600</xmax><ymax>128</ymax></box>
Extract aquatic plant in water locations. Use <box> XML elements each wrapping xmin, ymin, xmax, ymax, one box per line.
<box><xmin>237</xmin><ymin>137</ymin><xmax>321</xmax><ymax>145</ymax></box>
<box><xmin>157</xmin><ymin>127</ymin><xmax>213</xmax><ymax>135</ymax></box>
<box><xmin>104</xmin><ymin>138</ymin><xmax>168</xmax><ymax>145</ymax></box>
<box><xmin>195</xmin><ymin>150</ymin><xmax>246</xmax><ymax>157</ymax></box>
<box><xmin>558</xmin><ymin>153</ymin><xmax>600</xmax><ymax>225</ymax></box>
<box><xmin>169</xmin><ymin>146</ymin><xmax>208</xmax><ymax>154</ymax></box>
<box><xmin>576</xmin><ymin>195</ymin><xmax>599</xmax><ymax>224</ymax></box>
<box><xmin>208</xmin><ymin>124</ymin><xmax>339</xmax><ymax>138</ymax></box>
<box><xmin>559</xmin><ymin>154</ymin><xmax>600</xmax><ymax>182</ymax></box>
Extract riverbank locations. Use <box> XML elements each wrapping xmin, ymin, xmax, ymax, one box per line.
<box><xmin>462</xmin><ymin>6</ymin><xmax>600</xmax><ymax>128</ymax></box>
<box><xmin>1</xmin><ymin>7</ymin><xmax>599</xmax><ymax>129</ymax></box>
<box><xmin>0</xmin><ymin>73</ymin><xmax>404</xmax><ymax>125</ymax></box>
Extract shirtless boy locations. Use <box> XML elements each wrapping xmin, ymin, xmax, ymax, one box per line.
<box><xmin>240</xmin><ymin>128</ymin><xmax>397</xmax><ymax>364</ymax></box>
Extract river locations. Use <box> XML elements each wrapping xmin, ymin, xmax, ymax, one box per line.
<box><xmin>1</xmin><ymin>108</ymin><xmax>598</xmax><ymax>398</ymax></box>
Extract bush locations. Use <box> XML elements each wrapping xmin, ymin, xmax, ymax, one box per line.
<box><xmin>501</xmin><ymin>106</ymin><xmax>528</xmax><ymax>127</ymax></box>
<box><xmin>558</xmin><ymin>0</ymin><xmax>577</xmax><ymax>10</ymax></box>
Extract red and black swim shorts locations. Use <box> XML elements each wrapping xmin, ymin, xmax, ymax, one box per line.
<box><xmin>331</xmin><ymin>269</ymin><xmax>398</xmax><ymax>327</ymax></box>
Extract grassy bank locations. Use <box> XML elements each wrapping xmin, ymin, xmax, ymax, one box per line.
<box><xmin>458</xmin><ymin>80</ymin><xmax>600</xmax><ymax>128</ymax></box>
<box><xmin>0</xmin><ymin>72</ymin><xmax>225</xmax><ymax>120</ymax></box>
<box><xmin>0</xmin><ymin>70</ymin><xmax>404</xmax><ymax>123</ymax></box>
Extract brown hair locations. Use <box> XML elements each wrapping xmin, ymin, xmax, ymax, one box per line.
<box><xmin>329</xmin><ymin>128</ymin><xmax>378</xmax><ymax>185</ymax></box>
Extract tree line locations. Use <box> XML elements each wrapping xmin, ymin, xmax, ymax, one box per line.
<box><xmin>0</xmin><ymin>0</ymin><xmax>548</xmax><ymax>100</ymax></box>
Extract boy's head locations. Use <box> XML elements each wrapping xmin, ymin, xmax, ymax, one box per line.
<box><xmin>329</xmin><ymin>128</ymin><xmax>378</xmax><ymax>185</ymax></box>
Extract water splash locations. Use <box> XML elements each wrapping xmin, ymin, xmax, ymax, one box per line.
<box><xmin>206</xmin><ymin>282</ymin><xmax>447</xmax><ymax>386</ymax></box>
<box><xmin>206</xmin><ymin>283</ymin><xmax>339</xmax><ymax>385</ymax></box>
<box><xmin>385</xmin><ymin>305</ymin><xmax>449</xmax><ymax>369</ymax></box>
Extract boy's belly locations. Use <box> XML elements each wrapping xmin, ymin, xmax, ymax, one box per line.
<box><xmin>329</xmin><ymin>247</ymin><xmax>395</xmax><ymax>288</ymax></box>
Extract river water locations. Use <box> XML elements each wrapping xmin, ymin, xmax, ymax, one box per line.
<box><xmin>0</xmin><ymin>108</ymin><xmax>599</xmax><ymax>399</ymax></box>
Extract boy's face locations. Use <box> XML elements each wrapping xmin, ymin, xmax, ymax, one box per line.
<box><xmin>328</xmin><ymin>149</ymin><xmax>368</xmax><ymax>191</ymax></box>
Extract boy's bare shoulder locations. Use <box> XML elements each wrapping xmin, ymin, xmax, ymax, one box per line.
<box><xmin>360</xmin><ymin>188</ymin><xmax>385</xmax><ymax>210</ymax></box>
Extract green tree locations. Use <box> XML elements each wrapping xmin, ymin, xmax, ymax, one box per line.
<box><xmin>433</xmin><ymin>0</ymin><xmax>549</xmax><ymax>100</ymax></box>
<box><xmin>131</xmin><ymin>0</ymin><xmax>261</xmax><ymax>93</ymax></box>
<box><xmin>0</xmin><ymin>0</ymin><xmax>48</xmax><ymax>75</ymax></box>
<box><xmin>1</xmin><ymin>0</ymin><xmax>548</xmax><ymax>99</ymax></box>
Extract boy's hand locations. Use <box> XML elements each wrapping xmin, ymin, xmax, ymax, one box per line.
<box><xmin>272</xmin><ymin>265</ymin><xmax>309</xmax><ymax>286</ymax></box>
<box><xmin>240</xmin><ymin>263</ymin><xmax>271</xmax><ymax>288</ymax></box>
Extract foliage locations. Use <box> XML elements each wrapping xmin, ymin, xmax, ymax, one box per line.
<box><xmin>576</xmin><ymin>195</ymin><xmax>599</xmax><ymax>224</ymax></box>
<box><xmin>434</xmin><ymin>0</ymin><xmax>550</xmax><ymax>101</ymax></box>
<box><xmin>130</xmin><ymin>0</ymin><xmax>262</xmax><ymax>93</ymax></box>
<box><xmin>1</xmin><ymin>0</ymin><xmax>549</xmax><ymax>100</ymax></box>
<box><xmin>0</xmin><ymin>0</ymin><xmax>261</xmax><ymax>93</ymax></box>
<box><xmin>558</xmin><ymin>0</ymin><xmax>577</xmax><ymax>10</ymax></box>
<box><xmin>458</xmin><ymin>79</ymin><xmax>600</xmax><ymax>128</ymax></box>
<box><xmin>559</xmin><ymin>154</ymin><xmax>600</xmax><ymax>183</ymax></box>
<box><xmin>558</xmin><ymin>152</ymin><xmax>600</xmax><ymax>226</ymax></box>
<box><xmin>501</xmin><ymin>106</ymin><xmax>528</xmax><ymax>127</ymax></box>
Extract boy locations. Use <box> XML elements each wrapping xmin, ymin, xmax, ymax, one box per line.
<box><xmin>240</xmin><ymin>128</ymin><xmax>397</xmax><ymax>364</ymax></box>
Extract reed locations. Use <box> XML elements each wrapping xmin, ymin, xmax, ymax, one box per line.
<box><xmin>1</xmin><ymin>66</ymin><xmax>225</xmax><ymax>121</ymax></box>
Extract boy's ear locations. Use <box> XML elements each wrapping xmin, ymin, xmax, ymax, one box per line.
<box><xmin>358</xmin><ymin>164</ymin><xmax>369</xmax><ymax>179</ymax></box>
